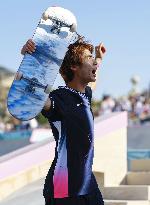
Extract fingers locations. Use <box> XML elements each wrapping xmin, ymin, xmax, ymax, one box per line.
<box><xmin>95</xmin><ymin>42</ymin><xmax>106</xmax><ymax>61</ymax></box>
<box><xmin>26</xmin><ymin>45</ymin><xmax>35</xmax><ymax>54</ymax></box>
<box><xmin>27</xmin><ymin>39</ymin><xmax>35</xmax><ymax>48</ymax></box>
<box><xmin>96</xmin><ymin>43</ymin><xmax>106</xmax><ymax>54</ymax></box>
<box><xmin>25</xmin><ymin>39</ymin><xmax>36</xmax><ymax>54</ymax></box>
<box><xmin>100</xmin><ymin>43</ymin><xmax>106</xmax><ymax>54</ymax></box>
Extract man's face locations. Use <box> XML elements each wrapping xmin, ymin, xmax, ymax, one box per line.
<box><xmin>75</xmin><ymin>49</ymin><xmax>98</xmax><ymax>83</ymax></box>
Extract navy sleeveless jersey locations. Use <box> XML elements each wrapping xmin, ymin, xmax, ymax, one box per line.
<box><xmin>41</xmin><ymin>86</ymin><xmax>99</xmax><ymax>199</ymax></box>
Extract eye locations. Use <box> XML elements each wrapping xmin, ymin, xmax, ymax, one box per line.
<box><xmin>87</xmin><ymin>55</ymin><xmax>93</xmax><ymax>60</ymax></box>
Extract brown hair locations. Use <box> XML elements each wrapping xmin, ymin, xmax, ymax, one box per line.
<box><xmin>59</xmin><ymin>39</ymin><xmax>94</xmax><ymax>83</ymax></box>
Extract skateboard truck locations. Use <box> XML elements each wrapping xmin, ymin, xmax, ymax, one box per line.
<box><xmin>15</xmin><ymin>71</ymin><xmax>51</xmax><ymax>94</ymax></box>
<box><xmin>42</xmin><ymin>12</ymin><xmax>77</xmax><ymax>34</ymax></box>
<box><xmin>50</xmin><ymin>20</ymin><xmax>76</xmax><ymax>34</ymax></box>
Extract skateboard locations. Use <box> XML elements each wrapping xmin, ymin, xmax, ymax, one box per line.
<box><xmin>7</xmin><ymin>6</ymin><xmax>78</xmax><ymax>121</ymax></box>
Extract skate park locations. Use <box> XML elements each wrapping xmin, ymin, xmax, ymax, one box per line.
<box><xmin>1</xmin><ymin>1</ymin><xmax>150</xmax><ymax>205</ymax></box>
<box><xmin>1</xmin><ymin>112</ymin><xmax>150</xmax><ymax>205</ymax></box>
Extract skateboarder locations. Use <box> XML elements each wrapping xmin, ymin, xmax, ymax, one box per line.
<box><xmin>21</xmin><ymin>38</ymin><xmax>106</xmax><ymax>205</ymax></box>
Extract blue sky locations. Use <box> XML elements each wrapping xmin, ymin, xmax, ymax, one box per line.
<box><xmin>0</xmin><ymin>0</ymin><xmax>150</xmax><ymax>100</ymax></box>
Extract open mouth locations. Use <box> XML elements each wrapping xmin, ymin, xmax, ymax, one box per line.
<box><xmin>92</xmin><ymin>70</ymin><xmax>96</xmax><ymax>75</ymax></box>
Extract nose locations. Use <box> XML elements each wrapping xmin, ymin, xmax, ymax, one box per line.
<box><xmin>93</xmin><ymin>59</ymin><xmax>98</xmax><ymax>66</ymax></box>
<box><xmin>93</xmin><ymin>61</ymin><xmax>97</xmax><ymax>65</ymax></box>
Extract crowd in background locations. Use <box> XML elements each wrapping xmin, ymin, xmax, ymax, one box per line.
<box><xmin>98</xmin><ymin>92</ymin><xmax>150</xmax><ymax>125</ymax></box>
<box><xmin>0</xmin><ymin>118</ymin><xmax>39</xmax><ymax>133</ymax></box>
<box><xmin>0</xmin><ymin>91</ymin><xmax>150</xmax><ymax>133</ymax></box>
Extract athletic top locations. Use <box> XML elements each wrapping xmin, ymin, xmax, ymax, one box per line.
<box><xmin>41</xmin><ymin>85</ymin><xmax>99</xmax><ymax>199</ymax></box>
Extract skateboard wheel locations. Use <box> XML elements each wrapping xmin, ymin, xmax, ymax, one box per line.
<box><xmin>42</xmin><ymin>11</ymin><xmax>49</xmax><ymax>21</ymax></box>
<box><xmin>45</xmin><ymin>84</ymin><xmax>51</xmax><ymax>94</ymax></box>
<box><xmin>15</xmin><ymin>71</ymin><xmax>23</xmax><ymax>80</ymax></box>
<box><xmin>70</xmin><ymin>23</ymin><xmax>77</xmax><ymax>32</ymax></box>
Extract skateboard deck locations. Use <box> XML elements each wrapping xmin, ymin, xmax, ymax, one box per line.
<box><xmin>7</xmin><ymin>6</ymin><xmax>78</xmax><ymax>121</ymax></box>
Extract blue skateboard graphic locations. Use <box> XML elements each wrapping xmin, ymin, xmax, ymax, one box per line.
<box><xmin>7</xmin><ymin>6</ymin><xmax>78</xmax><ymax>121</ymax></box>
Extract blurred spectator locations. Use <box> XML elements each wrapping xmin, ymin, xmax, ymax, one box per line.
<box><xmin>140</xmin><ymin>98</ymin><xmax>150</xmax><ymax>124</ymax></box>
<box><xmin>20</xmin><ymin>118</ymin><xmax>38</xmax><ymax>130</ymax></box>
<box><xmin>20</xmin><ymin>121</ymin><xmax>31</xmax><ymax>130</ymax></box>
<box><xmin>0</xmin><ymin>120</ymin><xmax>5</xmax><ymax>133</ymax></box>
<box><xmin>112</xmin><ymin>100</ymin><xmax>123</xmax><ymax>112</ymax></box>
<box><xmin>99</xmin><ymin>95</ymin><xmax>115</xmax><ymax>115</ymax></box>
<box><xmin>134</xmin><ymin>96</ymin><xmax>143</xmax><ymax>118</ymax></box>
<box><xmin>5</xmin><ymin>123</ymin><xmax>13</xmax><ymax>131</ymax></box>
<box><xmin>29</xmin><ymin>118</ymin><xmax>38</xmax><ymax>129</ymax></box>
<box><xmin>120</xmin><ymin>96</ymin><xmax>131</xmax><ymax>112</ymax></box>
<box><xmin>142</xmin><ymin>99</ymin><xmax>150</xmax><ymax>116</ymax></box>
<box><xmin>98</xmin><ymin>92</ymin><xmax>150</xmax><ymax>125</ymax></box>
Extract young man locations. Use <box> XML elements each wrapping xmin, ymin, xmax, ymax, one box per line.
<box><xmin>21</xmin><ymin>38</ymin><xmax>106</xmax><ymax>205</ymax></box>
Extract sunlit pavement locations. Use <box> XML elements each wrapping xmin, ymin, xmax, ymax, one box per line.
<box><xmin>0</xmin><ymin>178</ymin><xmax>45</xmax><ymax>205</ymax></box>
<box><xmin>0</xmin><ymin>138</ymin><xmax>30</xmax><ymax>157</ymax></box>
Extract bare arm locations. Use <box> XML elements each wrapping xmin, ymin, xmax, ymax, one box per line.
<box><xmin>43</xmin><ymin>98</ymin><xmax>51</xmax><ymax>111</ymax></box>
<box><xmin>89</xmin><ymin>43</ymin><xmax>106</xmax><ymax>90</ymax></box>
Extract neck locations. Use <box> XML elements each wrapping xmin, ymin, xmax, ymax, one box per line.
<box><xmin>66</xmin><ymin>79</ymin><xmax>88</xmax><ymax>93</ymax></box>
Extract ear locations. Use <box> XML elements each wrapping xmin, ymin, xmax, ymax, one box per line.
<box><xmin>70</xmin><ymin>65</ymin><xmax>79</xmax><ymax>72</ymax></box>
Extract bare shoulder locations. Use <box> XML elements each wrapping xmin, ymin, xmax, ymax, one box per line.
<box><xmin>43</xmin><ymin>97</ymin><xmax>51</xmax><ymax>111</ymax></box>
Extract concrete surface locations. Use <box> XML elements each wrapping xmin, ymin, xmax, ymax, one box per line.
<box><xmin>0</xmin><ymin>178</ymin><xmax>45</xmax><ymax>205</ymax></box>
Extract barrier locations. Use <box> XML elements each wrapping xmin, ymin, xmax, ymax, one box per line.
<box><xmin>0</xmin><ymin>130</ymin><xmax>32</xmax><ymax>140</ymax></box>
<box><xmin>127</xmin><ymin>149</ymin><xmax>150</xmax><ymax>170</ymax></box>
